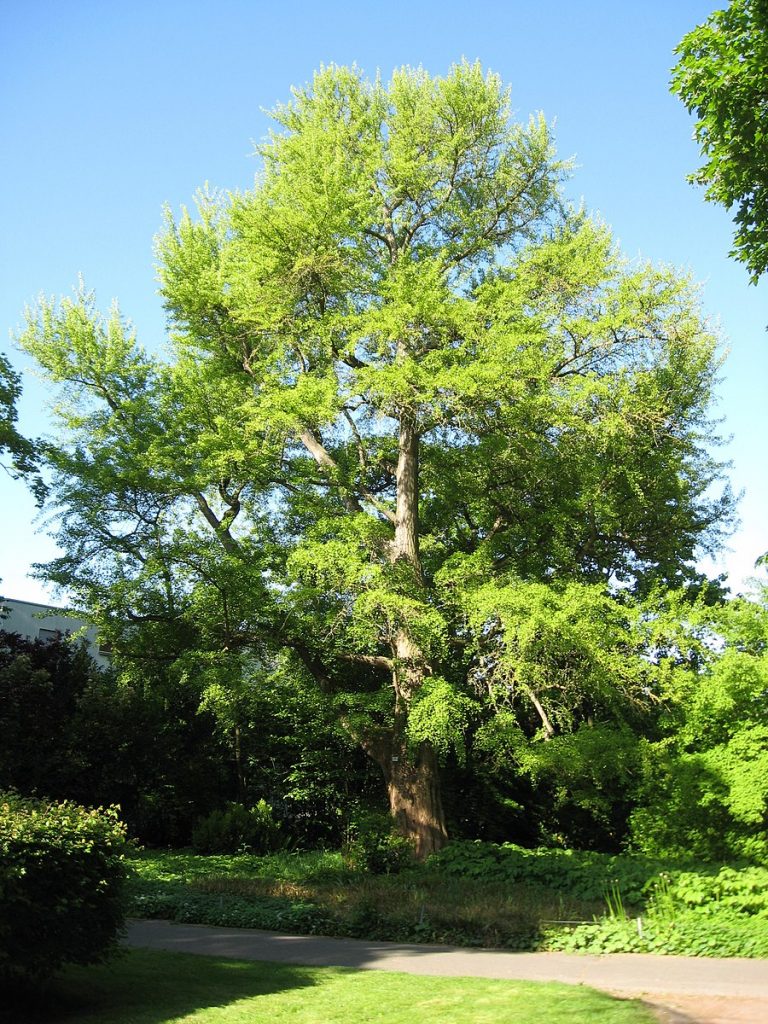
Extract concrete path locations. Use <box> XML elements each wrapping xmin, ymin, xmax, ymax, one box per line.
<box><xmin>126</xmin><ymin>918</ymin><xmax>768</xmax><ymax>1023</ymax></box>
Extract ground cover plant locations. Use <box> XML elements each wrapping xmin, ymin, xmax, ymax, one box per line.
<box><xmin>127</xmin><ymin>848</ymin><xmax>600</xmax><ymax>948</ymax></box>
<box><xmin>9</xmin><ymin>948</ymin><xmax>656</xmax><ymax>1024</ymax></box>
<box><xmin>127</xmin><ymin>844</ymin><xmax>768</xmax><ymax>958</ymax></box>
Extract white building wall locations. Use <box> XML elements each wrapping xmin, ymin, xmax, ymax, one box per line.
<box><xmin>0</xmin><ymin>598</ymin><xmax>111</xmax><ymax>668</ymax></box>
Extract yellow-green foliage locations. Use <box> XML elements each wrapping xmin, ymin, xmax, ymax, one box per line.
<box><xmin>630</xmin><ymin>590</ymin><xmax>768</xmax><ymax>861</ymax></box>
<box><xmin>14</xmin><ymin>63</ymin><xmax>734</xmax><ymax>830</ymax></box>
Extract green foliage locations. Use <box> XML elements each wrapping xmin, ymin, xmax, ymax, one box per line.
<box><xmin>648</xmin><ymin>865</ymin><xmax>768</xmax><ymax>917</ymax></box>
<box><xmin>342</xmin><ymin>810</ymin><xmax>415</xmax><ymax>874</ymax></box>
<box><xmin>192</xmin><ymin>800</ymin><xmax>281</xmax><ymax>855</ymax></box>
<box><xmin>552</xmin><ymin>861</ymin><xmax>768</xmax><ymax>955</ymax></box>
<box><xmin>431</xmin><ymin>840</ymin><xmax>768</xmax><ymax>957</ymax></box>
<box><xmin>128</xmin><ymin>845</ymin><xmax>768</xmax><ymax>959</ymax></box>
<box><xmin>0</xmin><ymin>792</ymin><xmax>129</xmax><ymax>985</ymax></box>
<box><xmin>406</xmin><ymin>677</ymin><xmax>475</xmax><ymax>759</ymax></box>
<box><xmin>546</xmin><ymin>913</ymin><xmax>768</xmax><ymax>957</ymax></box>
<box><xmin>129</xmin><ymin>847</ymin><xmax>352</xmax><ymax>885</ymax></box>
<box><xmin>0</xmin><ymin>630</ymin><xmax>233</xmax><ymax>847</ymax></box>
<box><xmin>672</xmin><ymin>0</ymin><xmax>768</xmax><ymax>281</ymax></box>
<box><xmin>0</xmin><ymin>351</ymin><xmax>44</xmax><ymax>501</ymax></box>
<box><xmin>127</xmin><ymin>848</ymin><xmax>550</xmax><ymax>948</ymax></box>
<box><xmin>628</xmin><ymin>590</ymin><xmax>768</xmax><ymax>861</ymax></box>
<box><xmin>16</xmin><ymin>63</ymin><xmax>734</xmax><ymax>846</ymax></box>
<box><xmin>128</xmin><ymin>886</ymin><xmax>334</xmax><ymax>937</ymax></box>
<box><xmin>0</xmin><ymin>630</ymin><xmax>376</xmax><ymax>850</ymax></box>
<box><xmin>465</xmin><ymin>583</ymin><xmax>646</xmax><ymax>730</ymax></box>
<box><xmin>0</xmin><ymin>629</ymin><xmax>98</xmax><ymax>795</ymax></box>
<box><xmin>190</xmin><ymin>652</ymin><xmax>381</xmax><ymax>848</ymax></box>
<box><xmin>429</xmin><ymin>840</ymin><xmax>668</xmax><ymax>904</ymax></box>
<box><xmin>462</xmin><ymin>580</ymin><xmax>661</xmax><ymax>848</ymax></box>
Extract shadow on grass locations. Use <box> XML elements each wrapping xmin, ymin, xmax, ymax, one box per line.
<box><xmin>4</xmin><ymin>948</ymin><xmax>317</xmax><ymax>1024</ymax></box>
<box><xmin>638</xmin><ymin>1000</ymin><xmax>700</xmax><ymax>1024</ymax></box>
<box><xmin>5</xmin><ymin>945</ymin><xmax>665</xmax><ymax>1024</ymax></box>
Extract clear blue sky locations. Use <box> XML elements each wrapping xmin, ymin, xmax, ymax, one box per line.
<box><xmin>1</xmin><ymin>0</ymin><xmax>765</xmax><ymax>603</ymax></box>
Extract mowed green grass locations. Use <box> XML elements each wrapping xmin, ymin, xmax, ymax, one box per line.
<box><xmin>12</xmin><ymin>949</ymin><xmax>656</xmax><ymax>1024</ymax></box>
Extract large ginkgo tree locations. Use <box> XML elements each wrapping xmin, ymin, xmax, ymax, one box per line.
<box><xmin>19</xmin><ymin>63</ymin><xmax>731</xmax><ymax>855</ymax></box>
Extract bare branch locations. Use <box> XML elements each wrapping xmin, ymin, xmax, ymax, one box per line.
<box><xmin>523</xmin><ymin>684</ymin><xmax>556</xmax><ymax>740</ymax></box>
<box><xmin>194</xmin><ymin>491</ymin><xmax>243</xmax><ymax>556</ymax></box>
<box><xmin>339</xmin><ymin>652</ymin><xmax>395</xmax><ymax>671</ymax></box>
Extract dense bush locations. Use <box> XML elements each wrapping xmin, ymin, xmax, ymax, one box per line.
<box><xmin>193</xmin><ymin>656</ymin><xmax>384</xmax><ymax>849</ymax></box>
<box><xmin>0</xmin><ymin>792</ymin><xmax>129</xmax><ymax>984</ymax></box>
<box><xmin>192</xmin><ymin>800</ymin><xmax>281</xmax><ymax>854</ymax></box>
<box><xmin>0</xmin><ymin>630</ymin><xmax>232</xmax><ymax>846</ymax></box>
<box><xmin>546</xmin><ymin>913</ymin><xmax>768</xmax><ymax>957</ymax></box>
<box><xmin>429</xmin><ymin>840</ymin><xmax>673</xmax><ymax>904</ymax></box>
<box><xmin>628</xmin><ymin>594</ymin><xmax>768</xmax><ymax>863</ymax></box>
<box><xmin>0</xmin><ymin>631</ymin><xmax>376</xmax><ymax>848</ymax></box>
<box><xmin>545</xmin><ymin>862</ymin><xmax>768</xmax><ymax>956</ymax></box>
<box><xmin>653</xmin><ymin>865</ymin><xmax>768</xmax><ymax>916</ymax></box>
<box><xmin>342</xmin><ymin>810</ymin><xmax>415</xmax><ymax>874</ymax></box>
<box><xmin>0</xmin><ymin>630</ymin><xmax>98</xmax><ymax>794</ymax></box>
<box><xmin>428</xmin><ymin>840</ymin><xmax>768</xmax><ymax>956</ymax></box>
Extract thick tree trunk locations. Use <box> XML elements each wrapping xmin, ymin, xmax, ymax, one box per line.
<box><xmin>296</xmin><ymin>405</ymin><xmax>450</xmax><ymax>859</ymax></box>
<box><xmin>357</xmin><ymin>726</ymin><xmax>448</xmax><ymax>859</ymax></box>
<box><xmin>380</xmin><ymin>408</ymin><xmax>448</xmax><ymax>857</ymax></box>
<box><xmin>383</xmin><ymin>740</ymin><xmax>448</xmax><ymax>859</ymax></box>
<box><xmin>392</xmin><ymin>413</ymin><xmax>422</xmax><ymax>576</ymax></box>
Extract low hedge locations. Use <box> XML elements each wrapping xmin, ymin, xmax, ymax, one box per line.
<box><xmin>0</xmin><ymin>792</ymin><xmax>129</xmax><ymax>984</ymax></box>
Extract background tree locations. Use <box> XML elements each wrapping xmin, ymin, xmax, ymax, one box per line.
<box><xmin>629</xmin><ymin>587</ymin><xmax>768</xmax><ymax>861</ymax></box>
<box><xmin>0</xmin><ymin>629</ymin><xmax>371</xmax><ymax>847</ymax></box>
<box><xmin>0</xmin><ymin>630</ymin><xmax>232</xmax><ymax>844</ymax></box>
<box><xmin>19</xmin><ymin>63</ymin><xmax>732</xmax><ymax>856</ymax></box>
<box><xmin>0</xmin><ymin>352</ymin><xmax>44</xmax><ymax>500</ymax></box>
<box><xmin>672</xmin><ymin>0</ymin><xmax>768</xmax><ymax>282</ymax></box>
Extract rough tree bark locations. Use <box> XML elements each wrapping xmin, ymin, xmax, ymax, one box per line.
<box><xmin>386</xmin><ymin>742</ymin><xmax>446</xmax><ymax>858</ymax></box>
<box><xmin>381</xmin><ymin>409</ymin><xmax>448</xmax><ymax>857</ymax></box>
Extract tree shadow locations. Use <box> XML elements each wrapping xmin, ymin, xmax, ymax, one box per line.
<box><xmin>4</xmin><ymin>947</ymin><xmax>317</xmax><ymax>1024</ymax></box>
<box><xmin>638</xmin><ymin>998</ymin><xmax>704</xmax><ymax>1024</ymax></box>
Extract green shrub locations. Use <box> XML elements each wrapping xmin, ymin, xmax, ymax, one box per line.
<box><xmin>0</xmin><ymin>791</ymin><xmax>129</xmax><ymax>985</ymax></box>
<box><xmin>342</xmin><ymin>810</ymin><xmax>415</xmax><ymax>874</ymax></box>
<box><xmin>644</xmin><ymin>865</ymin><xmax>768</xmax><ymax>918</ymax></box>
<box><xmin>429</xmin><ymin>840</ymin><xmax>768</xmax><ymax>958</ymax></box>
<box><xmin>429</xmin><ymin>840</ymin><xmax>670</xmax><ymax>904</ymax></box>
<box><xmin>191</xmin><ymin>800</ymin><xmax>281</xmax><ymax>854</ymax></box>
<box><xmin>546</xmin><ymin>913</ymin><xmax>768</xmax><ymax>957</ymax></box>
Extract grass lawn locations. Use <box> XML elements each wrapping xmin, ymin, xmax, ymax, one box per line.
<box><xmin>10</xmin><ymin>949</ymin><xmax>656</xmax><ymax>1024</ymax></box>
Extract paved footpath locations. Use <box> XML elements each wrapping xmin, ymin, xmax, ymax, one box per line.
<box><xmin>126</xmin><ymin>919</ymin><xmax>768</xmax><ymax>1024</ymax></box>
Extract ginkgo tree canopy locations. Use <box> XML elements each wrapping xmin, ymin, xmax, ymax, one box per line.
<box><xmin>18</xmin><ymin>63</ymin><xmax>733</xmax><ymax>854</ymax></box>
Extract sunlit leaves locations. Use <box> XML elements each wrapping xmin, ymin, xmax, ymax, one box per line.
<box><xmin>407</xmin><ymin>676</ymin><xmax>477</xmax><ymax>759</ymax></box>
<box><xmin>672</xmin><ymin>0</ymin><xmax>768</xmax><ymax>281</ymax></box>
<box><xmin>14</xmin><ymin>64</ymin><xmax>738</xmax><ymax>817</ymax></box>
<box><xmin>0</xmin><ymin>352</ymin><xmax>43</xmax><ymax>500</ymax></box>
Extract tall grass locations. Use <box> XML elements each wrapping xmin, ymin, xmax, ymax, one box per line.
<box><xmin>127</xmin><ymin>845</ymin><xmax>768</xmax><ymax>956</ymax></box>
<box><xmin>129</xmin><ymin>850</ymin><xmax>605</xmax><ymax>948</ymax></box>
